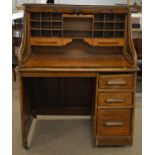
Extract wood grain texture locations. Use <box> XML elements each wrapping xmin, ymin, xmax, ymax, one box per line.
<box><xmin>99</xmin><ymin>74</ymin><xmax>134</xmax><ymax>90</ymax></box>
<box><xmin>30</xmin><ymin>37</ymin><xmax>72</xmax><ymax>46</ymax></box>
<box><xmin>18</xmin><ymin>73</ymin><xmax>34</xmax><ymax>149</ymax></box>
<box><xmin>97</xmin><ymin>136</ymin><xmax>132</xmax><ymax>146</ymax></box>
<box><xmin>17</xmin><ymin>4</ymin><xmax>138</xmax><ymax>148</ymax></box>
<box><xmin>97</xmin><ymin>109</ymin><xmax>131</xmax><ymax>137</ymax></box>
<box><xmin>23</xmin><ymin>54</ymin><xmax>131</xmax><ymax>68</ymax></box>
<box><xmin>93</xmin><ymin>38</ymin><xmax>124</xmax><ymax>46</ymax></box>
<box><xmin>98</xmin><ymin>92</ymin><xmax>133</xmax><ymax>108</ymax></box>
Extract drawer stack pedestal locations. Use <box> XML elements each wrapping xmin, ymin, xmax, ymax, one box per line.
<box><xmin>95</xmin><ymin>73</ymin><xmax>136</xmax><ymax>146</ymax></box>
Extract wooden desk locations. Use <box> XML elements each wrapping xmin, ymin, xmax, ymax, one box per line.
<box><xmin>17</xmin><ymin>4</ymin><xmax>138</xmax><ymax>149</ymax></box>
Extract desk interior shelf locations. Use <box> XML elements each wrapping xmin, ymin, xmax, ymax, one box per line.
<box><xmin>30</xmin><ymin>12</ymin><xmax>63</xmax><ymax>37</ymax></box>
<box><xmin>30</xmin><ymin>12</ymin><xmax>126</xmax><ymax>39</ymax></box>
<box><xmin>93</xmin><ymin>13</ymin><xmax>125</xmax><ymax>38</ymax></box>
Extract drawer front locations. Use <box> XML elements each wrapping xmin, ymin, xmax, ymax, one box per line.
<box><xmin>30</xmin><ymin>37</ymin><xmax>62</xmax><ymax>46</ymax></box>
<box><xmin>97</xmin><ymin>109</ymin><xmax>131</xmax><ymax>137</ymax></box>
<box><xmin>99</xmin><ymin>74</ymin><xmax>133</xmax><ymax>90</ymax></box>
<box><xmin>93</xmin><ymin>38</ymin><xmax>124</xmax><ymax>46</ymax></box>
<box><xmin>98</xmin><ymin>92</ymin><xmax>132</xmax><ymax>107</ymax></box>
<box><xmin>97</xmin><ymin>137</ymin><xmax>132</xmax><ymax>146</ymax></box>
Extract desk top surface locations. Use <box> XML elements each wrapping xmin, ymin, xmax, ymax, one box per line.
<box><xmin>23</xmin><ymin>53</ymin><xmax>131</xmax><ymax>68</ymax></box>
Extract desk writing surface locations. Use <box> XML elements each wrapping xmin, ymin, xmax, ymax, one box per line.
<box><xmin>23</xmin><ymin>39</ymin><xmax>131</xmax><ymax>68</ymax></box>
<box><xmin>23</xmin><ymin>54</ymin><xmax>130</xmax><ymax>68</ymax></box>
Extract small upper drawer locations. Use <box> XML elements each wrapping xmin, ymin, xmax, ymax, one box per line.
<box><xmin>97</xmin><ymin>109</ymin><xmax>131</xmax><ymax>137</ymax></box>
<box><xmin>93</xmin><ymin>38</ymin><xmax>124</xmax><ymax>46</ymax></box>
<box><xmin>98</xmin><ymin>92</ymin><xmax>132</xmax><ymax>107</ymax></box>
<box><xmin>99</xmin><ymin>74</ymin><xmax>133</xmax><ymax>90</ymax></box>
<box><xmin>30</xmin><ymin>37</ymin><xmax>63</xmax><ymax>46</ymax></box>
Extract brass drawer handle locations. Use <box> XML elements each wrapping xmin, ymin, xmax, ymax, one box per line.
<box><xmin>107</xmin><ymin>80</ymin><xmax>127</xmax><ymax>85</ymax></box>
<box><xmin>98</xmin><ymin>41</ymin><xmax>119</xmax><ymax>45</ymax></box>
<box><xmin>104</xmin><ymin>121</ymin><xmax>123</xmax><ymax>127</ymax></box>
<box><xmin>106</xmin><ymin>98</ymin><xmax>126</xmax><ymax>103</ymax></box>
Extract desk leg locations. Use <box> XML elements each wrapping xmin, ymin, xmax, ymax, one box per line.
<box><xmin>18</xmin><ymin>73</ymin><xmax>33</xmax><ymax>149</ymax></box>
<box><xmin>92</xmin><ymin>73</ymin><xmax>99</xmax><ymax>146</ymax></box>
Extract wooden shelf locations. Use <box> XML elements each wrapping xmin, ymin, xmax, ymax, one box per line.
<box><xmin>31</xmin><ymin>28</ymin><xmax>62</xmax><ymax>30</ymax></box>
<box><xmin>30</xmin><ymin>12</ymin><xmax>126</xmax><ymax>40</ymax></box>
<box><xmin>30</xmin><ymin>20</ymin><xmax>62</xmax><ymax>22</ymax></box>
<box><xmin>94</xmin><ymin>21</ymin><xmax>125</xmax><ymax>23</ymax></box>
<box><xmin>64</xmin><ymin>29</ymin><xmax>92</xmax><ymax>31</ymax></box>
<box><xmin>94</xmin><ymin>29</ymin><xmax>124</xmax><ymax>31</ymax></box>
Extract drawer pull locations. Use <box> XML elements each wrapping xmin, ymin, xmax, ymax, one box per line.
<box><xmin>104</xmin><ymin>121</ymin><xmax>123</xmax><ymax>127</ymax></box>
<box><xmin>98</xmin><ymin>41</ymin><xmax>119</xmax><ymax>45</ymax></box>
<box><xmin>106</xmin><ymin>98</ymin><xmax>126</xmax><ymax>103</ymax></box>
<box><xmin>107</xmin><ymin>80</ymin><xmax>127</xmax><ymax>85</ymax></box>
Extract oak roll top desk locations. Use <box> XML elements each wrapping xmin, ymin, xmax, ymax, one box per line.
<box><xmin>17</xmin><ymin>4</ymin><xmax>138</xmax><ymax>149</ymax></box>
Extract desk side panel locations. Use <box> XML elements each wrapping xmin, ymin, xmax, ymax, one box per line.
<box><xmin>18</xmin><ymin>72</ymin><xmax>34</xmax><ymax>149</ymax></box>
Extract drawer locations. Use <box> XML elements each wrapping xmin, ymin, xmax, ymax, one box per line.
<box><xmin>93</xmin><ymin>38</ymin><xmax>124</xmax><ymax>46</ymax></box>
<box><xmin>98</xmin><ymin>92</ymin><xmax>132</xmax><ymax>107</ymax></box>
<box><xmin>97</xmin><ymin>109</ymin><xmax>131</xmax><ymax>137</ymax></box>
<box><xmin>99</xmin><ymin>74</ymin><xmax>133</xmax><ymax>90</ymax></box>
<box><xmin>30</xmin><ymin>37</ymin><xmax>63</xmax><ymax>46</ymax></box>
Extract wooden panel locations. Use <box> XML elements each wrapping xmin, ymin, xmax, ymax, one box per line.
<box><xmin>33</xmin><ymin>78</ymin><xmax>61</xmax><ymax>108</ymax></box>
<box><xmin>96</xmin><ymin>136</ymin><xmax>132</xmax><ymax>146</ymax></box>
<box><xmin>93</xmin><ymin>38</ymin><xmax>124</xmax><ymax>46</ymax></box>
<box><xmin>98</xmin><ymin>92</ymin><xmax>132</xmax><ymax>107</ymax></box>
<box><xmin>83</xmin><ymin>38</ymin><xmax>93</xmax><ymax>45</ymax></box>
<box><xmin>30</xmin><ymin>37</ymin><xmax>72</xmax><ymax>46</ymax></box>
<box><xmin>20</xmin><ymin>71</ymin><xmax>97</xmax><ymax>77</ymax></box>
<box><xmin>18</xmin><ymin>76</ymin><xmax>35</xmax><ymax>149</ymax></box>
<box><xmin>97</xmin><ymin>109</ymin><xmax>131</xmax><ymax>137</ymax></box>
<box><xmin>18</xmin><ymin>67</ymin><xmax>139</xmax><ymax>73</ymax></box>
<box><xmin>63</xmin><ymin>17</ymin><xmax>93</xmax><ymax>31</ymax></box>
<box><xmin>99</xmin><ymin>74</ymin><xmax>133</xmax><ymax>90</ymax></box>
<box><xmin>23</xmin><ymin>77</ymin><xmax>96</xmax><ymax>115</ymax></box>
<box><xmin>30</xmin><ymin>37</ymin><xmax>63</xmax><ymax>46</ymax></box>
<box><xmin>63</xmin><ymin>14</ymin><xmax>94</xmax><ymax>18</ymax></box>
<box><xmin>24</xmin><ymin>5</ymin><xmax>129</xmax><ymax>14</ymax></box>
<box><xmin>63</xmin><ymin>38</ymin><xmax>73</xmax><ymax>45</ymax></box>
<box><xmin>63</xmin><ymin>78</ymin><xmax>95</xmax><ymax>109</ymax></box>
<box><xmin>23</xmin><ymin>54</ymin><xmax>131</xmax><ymax>68</ymax></box>
<box><xmin>37</xmin><ymin>107</ymin><xmax>90</xmax><ymax>115</ymax></box>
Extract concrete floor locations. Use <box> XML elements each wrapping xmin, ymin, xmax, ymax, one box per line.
<box><xmin>12</xmin><ymin>81</ymin><xmax>142</xmax><ymax>155</ymax></box>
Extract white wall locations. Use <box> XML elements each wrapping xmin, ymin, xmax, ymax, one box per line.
<box><xmin>55</xmin><ymin>0</ymin><xmax>127</xmax><ymax>5</ymax></box>
<box><xmin>12</xmin><ymin>0</ymin><xmax>142</xmax><ymax>10</ymax></box>
<box><xmin>56</xmin><ymin>0</ymin><xmax>141</xmax><ymax>5</ymax></box>
<box><xmin>12</xmin><ymin>0</ymin><xmax>46</xmax><ymax>10</ymax></box>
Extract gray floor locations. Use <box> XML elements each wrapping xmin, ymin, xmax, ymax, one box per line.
<box><xmin>13</xmin><ymin>81</ymin><xmax>142</xmax><ymax>155</ymax></box>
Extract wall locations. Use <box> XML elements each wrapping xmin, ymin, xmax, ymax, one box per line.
<box><xmin>13</xmin><ymin>0</ymin><xmax>45</xmax><ymax>10</ymax></box>
<box><xmin>55</xmin><ymin>0</ymin><xmax>127</xmax><ymax>5</ymax></box>
<box><xmin>12</xmin><ymin>0</ymin><xmax>142</xmax><ymax>10</ymax></box>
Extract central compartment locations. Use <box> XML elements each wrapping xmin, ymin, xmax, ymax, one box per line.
<box><xmin>63</xmin><ymin>14</ymin><xmax>93</xmax><ymax>38</ymax></box>
<box><xmin>23</xmin><ymin>77</ymin><xmax>96</xmax><ymax>116</ymax></box>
